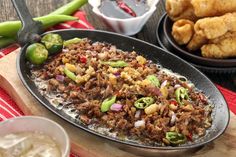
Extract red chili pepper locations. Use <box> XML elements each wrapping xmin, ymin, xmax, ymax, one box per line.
<box><xmin>116</xmin><ymin>1</ymin><xmax>136</xmax><ymax>17</ymax></box>
<box><xmin>169</xmin><ymin>100</ymin><xmax>178</xmax><ymax>106</ymax></box>
<box><xmin>187</xmin><ymin>133</ymin><xmax>193</xmax><ymax>141</ymax></box>
<box><xmin>75</xmin><ymin>86</ymin><xmax>80</xmax><ymax>91</ymax></box>
<box><xmin>80</xmin><ymin>56</ymin><xmax>87</xmax><ymax>63</ymax></box>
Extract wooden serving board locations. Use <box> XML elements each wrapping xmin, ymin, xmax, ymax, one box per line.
<box><xmin>0</xmin><ymin>49</ymin><xmax>236</xmax><ymax>157</ymax></box>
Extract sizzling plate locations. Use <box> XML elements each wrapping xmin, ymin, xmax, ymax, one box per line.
<box><xmin>17</xmin><ymin>29</ymin><xmax>229</xmax><ymax>155</ymax></box>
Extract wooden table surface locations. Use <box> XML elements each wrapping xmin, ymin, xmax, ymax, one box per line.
<box><xmin>1</xmin><ymin>0</ymin><xmax>236</xmax><ymax>91</ymax></box>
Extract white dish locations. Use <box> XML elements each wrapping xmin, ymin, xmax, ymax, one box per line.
<box><xmin>89</xmin><ymin>0</ymin><xmax>160</xmax><ymax>35</ymax></box>
<box><xmin>0</xmin><ymin>116</ymin><xmax>70</xmax><ymax>157</ymax></box>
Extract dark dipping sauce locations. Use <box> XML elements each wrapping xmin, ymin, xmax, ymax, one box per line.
<box><xmin>99</xmin><ymin>0</ymin><xmax>150</xmax><ymax>19</ymax></box>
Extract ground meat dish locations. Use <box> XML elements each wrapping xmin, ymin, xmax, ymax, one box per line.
<box><xmin>31</xmin><ymin>38</ymin><xmax>213</xmax><ymax>146</ymax></box>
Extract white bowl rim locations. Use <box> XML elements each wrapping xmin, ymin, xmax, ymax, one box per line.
<box><xmin>88</xmin><ymin>0</ymin><xmax>160</xmax><ymax>22</ymax></box>
<box><xmin>0</xmin><ymin>116</ymin><xmax>70</xmax><ymax>157</ymax></box>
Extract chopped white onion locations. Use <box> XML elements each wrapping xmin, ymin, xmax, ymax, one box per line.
<box><xmin>135</xmin><ymin>110</ymin><xmax>141</xmax><ymax>118</ymax></box>
<box><xmin>110</xmin><ymin>46</ymin><xmax>117</xmax><ymax>52</ymax></box>
<box><xmin>63</xmin><ymin>49</ymin><xmax>69</xmax><ymax>53</ymax></box>
<box><xmin>174</xmin><ymin>84</ymin><xmax>181</xmax><ymax>89</ymax></box>
<box><xmin>134</xmin><ymin>120</ymin><xmax>145</xmax><ymax>128</ymax></box>
<box><xmin>161</xmin><ymin>80</ymin><xmax>168</xmax><ymax>87</ymax></box>
<box><xmin>170</xmin><ymin>113</ymin><xmax>176</xmax><ymax>125</ymax></box>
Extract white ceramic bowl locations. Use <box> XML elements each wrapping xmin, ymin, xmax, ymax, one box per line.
<box><xmin>89</xmin><ymin>0</ymin><xmax>160</xmax><ymax>35</ymax></box>
<box><xmin>0</xmin><ymin>116</ymin><xmax>70</xmax><ymax>157</ymax></box>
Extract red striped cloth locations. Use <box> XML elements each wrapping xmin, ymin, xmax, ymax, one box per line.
<box><xmin>0</xmin><ymin>10</ymin><xmax>236</xmax><ymax>157</ymax></box>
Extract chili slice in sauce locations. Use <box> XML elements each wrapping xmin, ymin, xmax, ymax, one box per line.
<box><xmin>116</xmin><ymin>1</ymin><xmax>136</xmax><ymax>17</ymax></box>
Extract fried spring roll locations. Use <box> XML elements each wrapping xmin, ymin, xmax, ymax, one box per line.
<box><xmin>166</xmin><ymin>0</ymin><xmax>197</xmax><ymax>21</ymax></box>
<box><xmin>194</xmin><ymin>12</ymin><xmax>236</xmax><ymax>39</ymax></box>
<box><xmin>187</xmin><ymin>33</ymin><xmax>208</xmax><ymax>51</ymax></box>
<box><xmin>201</xmin><ymin>32</ymin><xmax>236</xmax><ymax>59</ymax></box>
<box><xmin>191</xmin><ymin>0</ymin><xmax>236</xmax><ymax>17</ymax></box>
<box><xmin>172</xmin><ymin>19</ymin><xmax>195</xmax><ymax>45</ymax></box>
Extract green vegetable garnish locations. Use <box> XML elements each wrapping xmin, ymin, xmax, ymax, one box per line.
<box><xmin>63</xmin><ymin>37</ymin><xmax>81</xmax><ymax>46</ymax></box>
<box><xmin>175</xmin><ymin>87</ymin><xmax>189</xmax><ymax>105</ymax></box>
<box><xmin>41</xmin><ymin>33</ymin><xmax>63</xmax><ymax>55</ymax></box>
<box><xmin>166</xmin><ymin>132</ymin><xmax>187</xmax><ymax>145</ymax></box>
<box><xmin>146</xmin><ymin>75</ymin><xmax>160</xmax><ymax>87</ymax></box>
<box><xmin>49</xmin><ymin>0</ymin><xmax>88</xmax><ymax>15</ymax></box>
<box><xmin>101</xmin><ymin>96</ymin><xmax>117</xmax><ymax>112</ymax></box>
<box><xmin>134</xmin><ymin>97</ymin><xmax>154</xmax><ymax>109</ymax></box>
<box><xmin>64</xmin><ymin>67</ymin><xmax>76</xmax><ymax>81</ymax></box>
<box><xmin>25</xmin><ymin>43</ymin><xmax>48</xmax><ymax>65</ymax></box>
<box><xmin>0</xmin><ymin>15</ymin><xmax>77</xmax><ymax>38</ymax></box>
<box><xmin>101</xmin><ymin>60</ymin><xmax>128</xmax><ymax>68</ymax></box>
<box><xmin>0</xmin><ymin>37</ymin><xmax>16</xmax><ymax>48</ymax></box>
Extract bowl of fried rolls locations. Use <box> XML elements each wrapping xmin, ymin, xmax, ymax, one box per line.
<box><xmin>163</xmin><ymin>0</ymin><xmax>236</xmax><ymax>67</ymax></box>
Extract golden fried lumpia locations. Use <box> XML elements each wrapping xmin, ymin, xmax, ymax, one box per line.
<box><xmin>187</xmin><ymin>33</ymin><xmax>208</xmax><ymax>51</ymax></box>
<box><xmin>172</xmin><ymin>19</ymin><xmax>195</xmax><ymax>45</ymax></box>
<box><xmin>201</xmin><ymin>32</ymin><xmax>236</xmax><ymax>58</ymax></box>
<box><xmin>194</xmin><ymin>12</ymin><xmax>236</xmax><ymax>39</ymax></box>
<box><xmin>166</xmin><ymin>0</ymin><xmax>197</xmax><ymax>21</ymax></box>
<box><xmin>191</xmin><ymin>0</ymin><xmax>236</xmax><ymax>17</ymax></box>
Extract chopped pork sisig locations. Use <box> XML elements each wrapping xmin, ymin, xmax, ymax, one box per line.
<box><xmin>30</xmin><ymin>38</ymin><xmax>213</xmax><ymax>146</ymax></box>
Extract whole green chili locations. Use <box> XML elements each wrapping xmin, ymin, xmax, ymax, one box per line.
<box><xmin>0</xmin><ymin>37</ymin><xmax>16</xmax><ymax>48</ymax></box>
<box><xmin>0</xmin><ymin>15</ymin><xmax>77</xmax><ymax>37</ymax></box>
<box><xmin>50</xmin><ymin>0</ymin><xmax>88</xmax><ymax>15</ymax></box>
<box><xmin>134</xmin><ymin>97</ymin><xmax>154</xmax><ymax>109</ymax></box>
<box><xmin>101</xmin><ymin>96</ymin><xmax>117</xmax><ymax>112</ymax></box>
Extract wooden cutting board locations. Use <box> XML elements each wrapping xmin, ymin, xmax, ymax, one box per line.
<box><xmin>0</xmin><ymin>49</ymin><xmax>236</xmax><ymax>157</ymax></box>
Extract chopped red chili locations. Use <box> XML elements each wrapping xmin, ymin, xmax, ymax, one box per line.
<box><xmin>169</xmin><ymin>100</ymin><xmax>178</xmax><ymax>106</ymax></box>
<box><xmin>80</xmin><ymin>56</ymin><xmax>87</xmax><ymax>63</ymax></box>
<box><xmin>187</xmin><ymin>133</ymin><xmax>193</xmax><ymax>141</ymax></box>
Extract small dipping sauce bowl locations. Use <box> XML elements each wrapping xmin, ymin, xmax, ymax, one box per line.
<box><xmin>89</xmin><ymin>0</ymin><xmax>160</xmax><ymax>35</ymax></box>
<box><xmin>0</xmin><ymin>116</ymin><xmax>70</xmax><ymax>157</ymax></box>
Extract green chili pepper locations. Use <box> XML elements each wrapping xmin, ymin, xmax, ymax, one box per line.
<box><xmin>146</xmin><ymin>75</ymin><xmax>160</xmax><ymax>87</ymax></box>
<box><xmin>41</xmin><ymin>33</ymin><xmax>63</xmax><ymax>55</ymax></box>
<box><xmin>50</xmin><ymin>0</ymin><xmax>88</xmax><ymax>15</ymax></box>
<box><xmin>0</xmin><ymin>37</ymin><xmax>16</xmax><ymax>48</ymax></box>
<box><xmin>175</xmin><ymin>87</ymin><xmax>189</xmax><ymax>105</ymax></box>
<box><xmin>25</xmin><ymin>43</ymin><xmax>48</xmax><ymax>65</ymax></box>
<box><xmin>101</xmin><ymin>96</ymin><xmax>117</xmax><ymax>112</ymax></box>
<box><xmin>64</xmin><ymin>67</ymin><xmax>76</xmax><ymax>81</ymax></box>
<box><xmin>134</xmin><ymin>97</ymin><xmax>154</xmax><ymax>109</ymax></box>
<box><xmin>0</xmin><ymin>15</ymin><xmax>77</xmax><ymax>37</ymax></box>
<box><xmin>166</xmin><ymin>132</ymin><xmax>187</xmax><ymax>145</ymax></box>
<box><xmin>101</xmin><ymin>60</ymin><xmax>128</xmax><ymax>68</ymax></box>
<box><xmin>63</xmin><ymin>37</ymin><xmax>81</xmax><ymax>47</ymax></box>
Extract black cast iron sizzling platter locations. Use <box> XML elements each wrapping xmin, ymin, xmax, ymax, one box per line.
<box><xmin>17</xmin><ymin>29</ymin><xmax>230</xmax><ymax>156</ymax></box>
<box><xmin>156</xmin><ymin>13</ymin><xmax>236</xmax><ymax>74</ymax></box>
<box><xmin>12</xmin><ymin>0</ymin><xmax>230</xmax><ymax>155</ymax></box>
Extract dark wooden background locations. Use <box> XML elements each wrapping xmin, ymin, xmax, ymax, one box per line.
<box><xmin>0</xmin><ymin>0</ymin><xmax>236</xmax><ymax>91</ymax></box>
